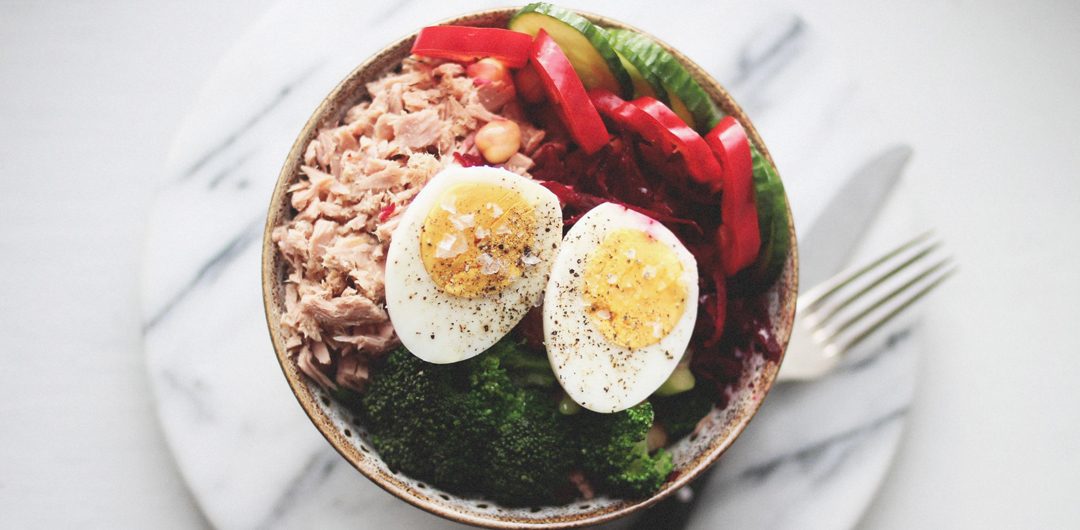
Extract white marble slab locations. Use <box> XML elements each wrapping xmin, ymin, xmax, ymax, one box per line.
<box><xmin>140</xmin><ymin>1</ymin><xmax>917</xmax><ymax>528</ymax></box>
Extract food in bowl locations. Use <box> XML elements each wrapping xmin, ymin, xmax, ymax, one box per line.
<box><xmin>270</xmin><ymin>2</ymin><xmax>790</xmax><ymax>509</ymax></box>
<box><xmin>383</xmin><ymin>166</ymin><xmax>564</xmax><ymax>364</ymax></box>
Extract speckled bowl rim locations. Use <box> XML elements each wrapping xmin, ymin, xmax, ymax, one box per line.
<box><xmin>262</xmin><ymin>7</ymin><xmax>798</xmax><ymax>529</ymax></box>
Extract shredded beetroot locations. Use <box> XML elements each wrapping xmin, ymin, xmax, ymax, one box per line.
<box><xmin>526</xmin><ymin>120</ymin><xmax>778</xmax><ymax>412</ymax></box>
<box><xmin>730</xmin><ymin>297</ymin><xmax>784</xmax><ymax>362</ymax></box>
<box><xmin>377</xmin><ymin>202</ymin><xmax>396</xmax><ymax>222</ymax></box>
<box><xmin>514</xmin><ymin>306</ymin><xmax>547</xmax><ymax>353</ymax></box>
<box><xmin>453</xmin><ymin>152</ymin><xmax>486</xmax><ymax>167</ymax></box>
<box><xmin>701</xmin><ymin>269</ymin><xmax>728</xmax><ymax>348</ymax></box>
<box><xmin>539</xmin><ymin>180</ymin><xmax>702</xmax><ymax>237</ymax></box>
<box><xmin>529</xmin><ymin>142</ymin><xmax>571</xmax><ymax>183</ymax></box>
<box><xmin>691</xmin><ymin>294</ymin><xmax>782</xmax><ymax>399</ymax></box>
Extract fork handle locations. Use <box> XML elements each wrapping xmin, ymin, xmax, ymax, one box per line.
<box><xmin>775</xmin><ymin>324</ymin><xmax>834</xmax><ymax>381</ymax></box>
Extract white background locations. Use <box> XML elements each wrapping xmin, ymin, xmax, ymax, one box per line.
<box><xmin>2</xmin><ymin>0</ymin><xmax>1078</xmax><ymax>528</ymax></box>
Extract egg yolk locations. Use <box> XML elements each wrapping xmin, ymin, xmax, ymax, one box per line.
<box><xmin>420</xmin><ymin>183</ymin><xmax>537</xmax><ymax>298</ymax></box>
<box><xmin>583</xmin><ymin>228</ymin><xmax>687</xmax><ymax>349</ymax></box>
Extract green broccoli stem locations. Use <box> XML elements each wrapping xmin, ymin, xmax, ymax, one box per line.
<box><xmin>558</xmin><ymin>393</ymin><xmax>582</xmax><ymax>415</ymax></box>
<box><xmin>654</xmin><ymin>364</ymin><xmax>695</xmax><ymax>397</ymax></box>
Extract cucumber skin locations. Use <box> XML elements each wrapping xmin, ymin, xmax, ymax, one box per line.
<box><xmin>517</xmin><ymin>15</ymin><xmax>790</xmax><ymax>287</ymax></box>
<box><xmin>510</xmin><ymin>3</ymin><xmax>634</xmax><ymax>98</ymax></box>
<box><xmin>608</xmin><ymin>30</ymin><xmax>790</xmax><ymax>286</ymax></box>
<box><xmin>609</xmin><ymin>40</ymin><xmax>668</xmax><ymax>101</ymax></box>
<box><xmin>748</xmin><ymin>145</ymin><xmax>791</xmax><ymax>287</ymax></box>
<box><xmin>667</xmin><ymin>92</ymin><xmax>695</xmax><ymax>130</ymax></box>
<box><xmin>607</xmin><ymin>29</ymin><xmax>723</xmax><ymax>134</ymax></box>
<box><xmin>616</xmin><ymin>53</ymin><xmax>663</xmax><ymax>100</ymax></box>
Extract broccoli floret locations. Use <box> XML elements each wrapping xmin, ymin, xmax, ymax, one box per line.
<box><xmin>576</xmin><ymin>402</ymin><xmax>675</xmax><ymax>498</ymax></box>
<box><xmin>578</xmin><ymin>403</ymin><xmax>653</xmax><ymax>470</ymax></box>
<box><xmin>606</xmin><ymin>439</ymin><xmax>674</xmax><ymax>497</ymax></box>
<box><xmin>361</xmin><ymin>340</ymin><xmax>677</xmax><ymax>503</ymax></box>
<box><xmin>361</xmin><ymin>347</ymin><xmax>454</xmax><ymax>479</ymax></box>
<box><xmin>360</xmin><ymin>341</ymin><xmax>568</xmax><ymax>503</ymax></box>
<box><xmin>429</xmin><ymin>351</ymin><xmax>524</xmax><ymax>491</ymax></box>
<box><xmin>426</xmin><ymin>392</ymin><xmax>496</xmax><ymax>491</ymax></box>
<box><xmin>487</xmin><ymin>389</ymin><xmax>575</xmax><ymax>505</ymax></box>
<box><xmin>487</xmin><ymin>339</ymin><xmax>558</xmax><ymax>388</ymax></box>
<box><xmin>651</xmin><ymin>382</ymin><xmax>717</xmax><ymax>439</ymax></box>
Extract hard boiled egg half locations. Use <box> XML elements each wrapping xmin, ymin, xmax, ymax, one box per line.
<box><xmin>385</xmin><ymin>166</ymin><xmax>562</xmax><ymax>364</ymax></box>
<box><xmin>544</xmin><ymin>203</ymin><xmax>699</xmax><ymax>413</ymax></box>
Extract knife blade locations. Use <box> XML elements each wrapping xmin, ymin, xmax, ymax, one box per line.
<box><xmin>631</xmin><ymin>143</ymin><xmax>912</xmax><ymax>530</ymax></box>
<box><xmin>797</xmin><ymin>144</ymin><xmax>912</xmax><ymax>289</ymax></box>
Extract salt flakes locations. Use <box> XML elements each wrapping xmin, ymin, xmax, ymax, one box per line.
<box><xmin>435</xmin><ymin>232</ymin><xmax>467</xmax><ymax>259</ymax></box>
<box><xmin>478</xmin><ymin>253</ymin><xmax>501</xmax><ymax>275</ymax></box>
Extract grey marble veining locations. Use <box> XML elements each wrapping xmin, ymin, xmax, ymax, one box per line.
<box><xmin>140</xmin><ymin>1</ymin><xmax>916</xmax><ymax>528</ymax></box>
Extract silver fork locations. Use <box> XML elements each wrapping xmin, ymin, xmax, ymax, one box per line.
<box><xmin>634</xmin><ymin>233</ymin><xmax>955</xmax><ymax>529</ymax></box>
<box><xmin>778</xmin><ymin>232</ymin><xmax>956</xmax><ymax>381</ymax></box>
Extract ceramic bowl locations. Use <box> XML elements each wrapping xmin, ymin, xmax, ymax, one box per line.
<box><xmin>262</xmin><ymin>7</ymin><xmax>798</xmax><ymax>528</ymax></box>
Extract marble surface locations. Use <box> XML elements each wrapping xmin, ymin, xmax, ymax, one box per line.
<box><xmin>7</xmin><ymin>1</ymin><xmax>1080</xmax><ymax>528</ymax></box>
<box><xmin>140</xmin><ymin>1</ymin><xmax>919</xmax><ymax>528</ymax></box>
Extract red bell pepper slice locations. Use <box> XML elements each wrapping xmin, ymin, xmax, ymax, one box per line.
<box><xmin>631</xmin><ymin>97</ymin><xmax>724</xmax><ymax>193</ymax></box>
<box><xmin>539</xmin><ymin>180</ymin><xmax>702</xmax><ymax>236</ymax></box>
<box><xmin>705</xmin><ymin>116</ymin><xmax>760</xmax><ymax>276</ymax></box>
<box><xmin>529</xmin><ymin>29</ymin><xmax>609</xmax><ymax>154</ymax></box>
<box><xmin>410</xmin><ymin>26</ymin><xmax>532</xmax><ymax>68</ymax></box>
<box><xmin>590</xmin><ymin>89</ymin><xmax>723</xmax><ymax>193</ymax></box>
<box><xmin>589</xmin><ymin>89</ymin><xmax>668</xmax><ymax>150</ymax></box>
<box><xmin>706</xmin><ymin>117</ymin><xmax>754</xmax><ymax>190</ymax></box>
<box><xmin>588</xmin><ymin>88</ymin><xmax>627</xmax><ymax>117</ymax></box>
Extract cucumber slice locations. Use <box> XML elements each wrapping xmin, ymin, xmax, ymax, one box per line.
<box><xmin>610</xmin><ymin>27</ymin><xmax>789</xmax><ymax>285</ymax></box>
<box><xmin>607</xmin><ymin>29</ymin><xmax>723</xmax><ymax>132</ymax></box>
<box><xmin>748</xmin><ymin>145</ymin><xmax>791</xmax><ymax>286</ymax></box>
<box><xmin>510</xmin><ymin>3</ymin><xmax>633</xmax><ymax>97</ymax></box>
<box><xmin>615</xmin><ymin>52</ymin><xmax>662</xmax><ymax>99</ymax></box>
<box><xmin>608</xmin><ymin>36</ymin><xmax>668</xmax><ymax>100</ymax></box>
<box><xmin>654</xmin><ymin>365</ymin><xmax>695</xmax><ymax>397</ymax></box>
<box><xmin>667</xmin><ymin>92</ymin><xmax>695</xmax><ymax>129</ymax></box>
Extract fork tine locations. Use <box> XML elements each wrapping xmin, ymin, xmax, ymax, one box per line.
<box><xmin>801</xmin><ymin>231</ymin><xmax>934</xmax><ymax>312</ymax></box>
<box><xmin>824</xmin><ymin>256</ymin><xmax>952</xmax><ymax>337</ymax></box>
<box><xmin>812</xmin><ymin>240</ymin><xmax>943</xmax><ymax>325</ymax></box>
<box><xmin>834</xmin><ymin>262</ymin><xmax>957</xmax><ymax>355</ymax></box>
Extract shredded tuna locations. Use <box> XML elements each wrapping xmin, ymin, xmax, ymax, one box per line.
<box><xmin>274</xmin><ymin>56</ymin><xmax>543</xmax><ymax>392</ymax></box>
<box><xmin>476</xmin><ymin>81</ymin><xmax>516</xmax><ymax>113</ymax></box>
<box><xmin>520</xmin><ymin>123</ymin><xmax>546</xmax><ymax>155</ymax></box>
<box><xmin>300</xmin><ymin>293</ymin><xmax>388</xmax><ymax>326</ymax></box>
<box><xmin>393</xmin><ymin>108</ymin><xmax>444</xmax><ymax>149</ymax></box>
<box><xmin>334</xmin><ymin>320</ymin><xmax>396</xmax><ymax>348</ymax></box>
<box><xmin>297</xmin><ymin>344</ymin><xmax>335</xmax><ymax>389</ymax></box>
<box><xmin>335</xmin><ymin>354</ymin><xmax>371</xmax><ymax>391</ymax></box>
<box><xmin>501</xmin><ymin>151</ymin><xmax>534</xmax><ymax>175</ymax></box>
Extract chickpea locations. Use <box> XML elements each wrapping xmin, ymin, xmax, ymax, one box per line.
<box><xmin>475</xmin><ymin>119</ymin><xmax>521</xmax><ymax>164</ymax></box>
<box><xmin>466</xmin><ymin>57</ymin><xmax>511</xmax><ymax>86</ymax></box>
<box><xmin>646</xmin><ymin>423</ymin><xmax>668</xmax><ymax>452</ymax></box>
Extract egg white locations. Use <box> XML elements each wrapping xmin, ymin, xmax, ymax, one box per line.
<box><xmin>543</xmin><ymin>202</ymin><xmax>699</xmax><ymax>413</ymax></box>
<box><xmin>385</xmin><ymin>166</ymin><xmax>562</xmax><ymax>364</ymax></box>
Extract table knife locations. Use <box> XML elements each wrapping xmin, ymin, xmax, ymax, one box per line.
<box><xmin>631</xmin><ymin>143</ymin><xmax>913</xmax><ymax>530</ymax></box>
